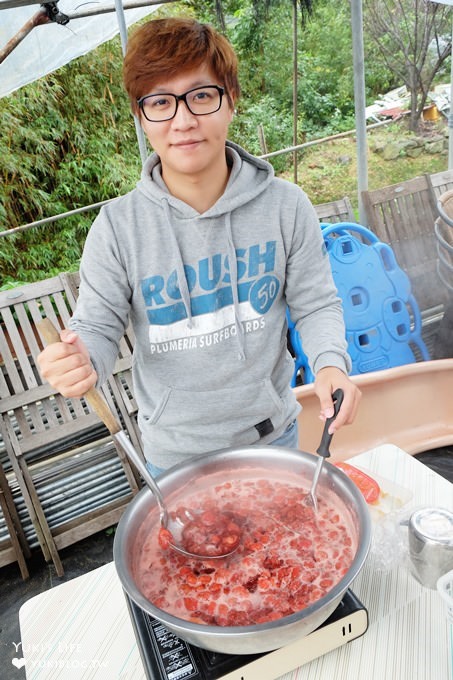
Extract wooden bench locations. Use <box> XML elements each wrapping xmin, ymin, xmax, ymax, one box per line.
<box><xmin>0</xmin><ymin>462</ymin><xmax>30</xmax><ymax>578</ymax></box>
<box><xmin>314</xmin><ymin>196</ymin><xmax>356</xmax><ymax>223</ymax></box>
<box><xmin>426</xmin><ymin>168</ymin><xmax>453</xmax><ymax>201</ymax></box>
<box><xmin>361</xmin><ymin>176</ymin><xmax>449</xmax><ymax>358</ymax></box>
<box><xmin>0</xmin><ymin>273</ymin><xmax>143</xmax><ymax>576</ymax></box>
<box><xmin>61</xmin><ymin>272</ymin><xmax>143</xmax><ymax>453</ymax></box>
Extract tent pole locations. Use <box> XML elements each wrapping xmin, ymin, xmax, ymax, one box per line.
<box><xmin>351</xmin><ymin>0</ymin><xmax>368</xmax><ymax>224</ymax></box>
<box><xmin>114</xmin><ymin>0</ymin><xmax>148</xmax><ymax>165</ymax></box>
<box><xmin>449</xmin><ymin>12</ymin><xmax>453</xmax><ymax>169</ymax></box>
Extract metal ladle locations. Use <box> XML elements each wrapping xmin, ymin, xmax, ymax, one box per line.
<box><xmin>307</xmin><ymin>388</ymin><xmax>344</xmax><ymax>513</ymax></box>
<box><xmin>38</xmin><ymin>318</ymin><xmax>240</xmax><ymax>561</ymax></box>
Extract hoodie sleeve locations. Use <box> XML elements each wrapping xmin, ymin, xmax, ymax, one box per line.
<box><xmin>69</xmin><ymin>205</ymin><xmax>131</xmax><ymax>386</ymax></box>
<box><xmin>284</xmin><ymin>190</ymin><xmax>352</xmax><ymax>376</ymax></box>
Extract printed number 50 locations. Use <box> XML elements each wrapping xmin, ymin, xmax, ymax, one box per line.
<box><xmin>249</xmin><ymin>275</ymin><xmax>280</xmax><ymax>315</ymax></box>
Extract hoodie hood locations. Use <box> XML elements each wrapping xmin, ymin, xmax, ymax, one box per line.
<box><xmin>135</xmin><ymin>141</ymin><xmax>275</xmax><ymax>358</ymax></box>
<box><xmin>136</xmin><ymin>140</ymin><xmax>275</xmax><ymax>218</ymax></box>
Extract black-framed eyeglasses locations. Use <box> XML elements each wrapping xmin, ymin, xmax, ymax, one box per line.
<box><xmin>137</xmin><ymin>85</ymin><xmax>225</xmax><ymax>122</ymax></box>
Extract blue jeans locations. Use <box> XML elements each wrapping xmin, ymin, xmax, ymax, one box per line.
<box><xmin>145</xmin><ymin>461</ymin><xmax>166</xmax><ymax>478</ymax></box>
<box><xmin>144</xmin><ymin>420</ymin><xmax>299</xmax><ymax>478</ymax></box>
<box><xmin>268</xmin><ymin>418</ymin><xmax>299</xmax><ymax>449</ymax></box>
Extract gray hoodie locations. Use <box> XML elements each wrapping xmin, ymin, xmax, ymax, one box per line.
<box><xmin>70</xmin><ymin>141</ymin><xmax>350</xmax><ymax>468</ymax></box>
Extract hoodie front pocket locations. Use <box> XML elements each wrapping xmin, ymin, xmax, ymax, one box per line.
<box><xmin>143</xmin><ymin>378</ymin><xmax>284</xmax><ymax>435</ymax></box>
<box><xmin>145</xmin><ymin>386</ymin><xmax>172</xmax><ymax>425</ymax></box>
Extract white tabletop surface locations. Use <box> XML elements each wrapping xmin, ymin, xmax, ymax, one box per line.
<box><xmin>18</xmin><ymin>444</ymin><xmax>453</xmax><ymax>680</ymax></box>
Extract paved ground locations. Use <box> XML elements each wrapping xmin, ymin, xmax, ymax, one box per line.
<box><xmin>0</xmin><ymin>448</ymin><xmax>451</xmax><ymax>680</ymax></box>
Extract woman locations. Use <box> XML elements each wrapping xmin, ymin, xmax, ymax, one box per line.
<box><xmin>37</xmin><ymin>18</ymin><xmax>361</xmax><ymax>474</ymax></box>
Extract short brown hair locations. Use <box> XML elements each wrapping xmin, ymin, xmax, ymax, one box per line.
<box><xmin>123</xmin><ymin>18</ymin><xmax>240</xmax><ymax>115</ymax></box>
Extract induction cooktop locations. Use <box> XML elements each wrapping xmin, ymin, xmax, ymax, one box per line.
<box><xmin>125</xmin><ymin>589</ymin><xmax>368</xmax><ymax>680</ymax></box>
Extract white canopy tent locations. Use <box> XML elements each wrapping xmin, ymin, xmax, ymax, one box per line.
<box><xmin>0</xmin><ymin>0</ymin><xmax>167</xmax><ymax>97</ymax></box>
<box><xmin>0</xmin><ymin>0</ymin><xmax>172</xmax><ymax>163</ymax></box>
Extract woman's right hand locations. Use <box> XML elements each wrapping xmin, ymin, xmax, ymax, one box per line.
<box><xmin>37</xmin><ymin>329</ymin><xmax>97</xmax><ymax>398</ymax></box>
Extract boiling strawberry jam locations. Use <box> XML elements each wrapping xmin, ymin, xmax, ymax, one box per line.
<box><xmin>133</xmin><ymin>473</ymin><xmax>357</xmax><ymax>626</ymax></box>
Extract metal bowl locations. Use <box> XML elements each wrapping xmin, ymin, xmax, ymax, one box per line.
<box><xmin>114</xmin><ymin>446</ymin><xmax>371</xmax><ymax>655</ymax></box>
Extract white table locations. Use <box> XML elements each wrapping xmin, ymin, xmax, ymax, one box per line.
<box><xmin>18</xmin><ymin>445</ymin><xmax>453</xmax><ymax>680</ymax></box>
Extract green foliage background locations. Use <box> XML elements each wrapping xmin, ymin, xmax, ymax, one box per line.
<box><xmin>0</xmin><ymin>0</ymin><xmax>450</xmax><ymax>286</ymax></box>
<box><xmin>0</xmin><ymin>39</ymin><xmax>142</xmax><ymax>286</ymax></box>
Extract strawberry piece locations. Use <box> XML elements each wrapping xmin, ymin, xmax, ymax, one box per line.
<box><xmin>158</xmin><ymin>527</ymin><xmax>173</xmax><ymax>550</ymax></box>
<box><xmin>181</xmin><ymin>510</ymin><xmax>242</xmax><ymax>557</ymax></box>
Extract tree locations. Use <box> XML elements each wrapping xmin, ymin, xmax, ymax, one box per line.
<box><xmin>182</xmin><ymin>0</ymin><xmax>313</xmax><ymax>34</ymax></box>
<box><xmin>363</xmin><ymin>0</ymin><xmax>451</xmax><ymax>132</ymax></box>
<box><xmin>194</xmin><ymin>0</ymin><xmax>314</xmax><ymax>180</ymax></box>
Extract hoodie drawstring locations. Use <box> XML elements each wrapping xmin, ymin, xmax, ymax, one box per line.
<box><xmin>225</xmin><ymin>213</ymin><xmax>246</xmax><ymax>360</ymax></box>
<box><xmin>162</xmin><ymin>198</ymin><xmax>193</xmax><ymax>329</ymax></box>
<box><xmin>161</xmin><ymin>198</ymin><xmax>246</xmax><ymax>359</ymax></box>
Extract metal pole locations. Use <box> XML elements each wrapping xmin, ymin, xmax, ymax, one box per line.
<box><xmin>0</xmin><ymin>6</ymin><xmax>48</xmax><ymax>64</ymax></box>
<box><xmin>350</xmin><ymin>0</ymin><xmax>368</xmax><ymax>224</ymax></box>
<box><xmin>292</xmin><ymin>0</ymin><xmax>298</xmax><ymax>184</ymax></box>
<box><xmin>113</xmin><ymin>0</ymin><xmax>148</xmax><ymax>165</ymax></box>
<box><xmin>449</xmin><ymin>13</ymin><xmax>453</xmax><ymax>168</ymax></box>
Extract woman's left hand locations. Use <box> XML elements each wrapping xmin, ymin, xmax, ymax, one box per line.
<box><xmin>314</xmin><ymin>367</ymin><xmax>361</xmax><ymax>434</ymax></box>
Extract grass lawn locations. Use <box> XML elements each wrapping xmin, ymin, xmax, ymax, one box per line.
<box><xmin>281</xmin><ymin>117</ymin><xmax>448</xmax><ymax>213</ymax></box>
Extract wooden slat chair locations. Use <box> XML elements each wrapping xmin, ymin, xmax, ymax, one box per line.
<box><xmin>426</xmin><ymin>169</ymin><xmax>453</xmax><ymax>201</ymax></box>
<box><xmin>433</xmin><ymin>189</ymin><xmax>453</xmax><ymax>293</ymax></box>
<box><xmin>0</xmin><ymin>275</ymin><xmax>142</xmax><ymax>576</ymax></box>
<box><xmin>0</xmin><ymin>461</ymin><xmax>30</xmax><ymax>578</ymax></box>
<box><xmin>314</xmin><ymin>196</ymin><xmax>356</xmax><ymax>223</ymax></box>
<box><xmin>361</xmin><ymin>175</ymin><xmax>449</xmax><ymax>316</ymax></box>
<box><xmin>60</xmin><ymin>272</ymin><xmax>143</xmax><ymax>456</ymax></box>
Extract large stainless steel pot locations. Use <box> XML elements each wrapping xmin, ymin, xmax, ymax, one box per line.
<box><xmin>114</xmin><ymin>445</ymin><xmax>371</xmax><ymax>655</ymax></box>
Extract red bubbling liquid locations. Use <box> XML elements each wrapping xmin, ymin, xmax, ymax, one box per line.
<box><xmin>133</xmin><ymin>472</ymin><xmax>357</xmax><ymax>627</ymax></box>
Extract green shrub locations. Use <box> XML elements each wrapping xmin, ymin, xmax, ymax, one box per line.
<box><xmin>230</xmin><ymin>95</ymin><xmax>293</xmax><ymax>172</ymax></box>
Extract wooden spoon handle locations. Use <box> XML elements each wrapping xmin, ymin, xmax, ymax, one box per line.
<box><xmin>37</xmin><ymin>318</ymin><xmax>121</xmax><ymax>435</ymax></box>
